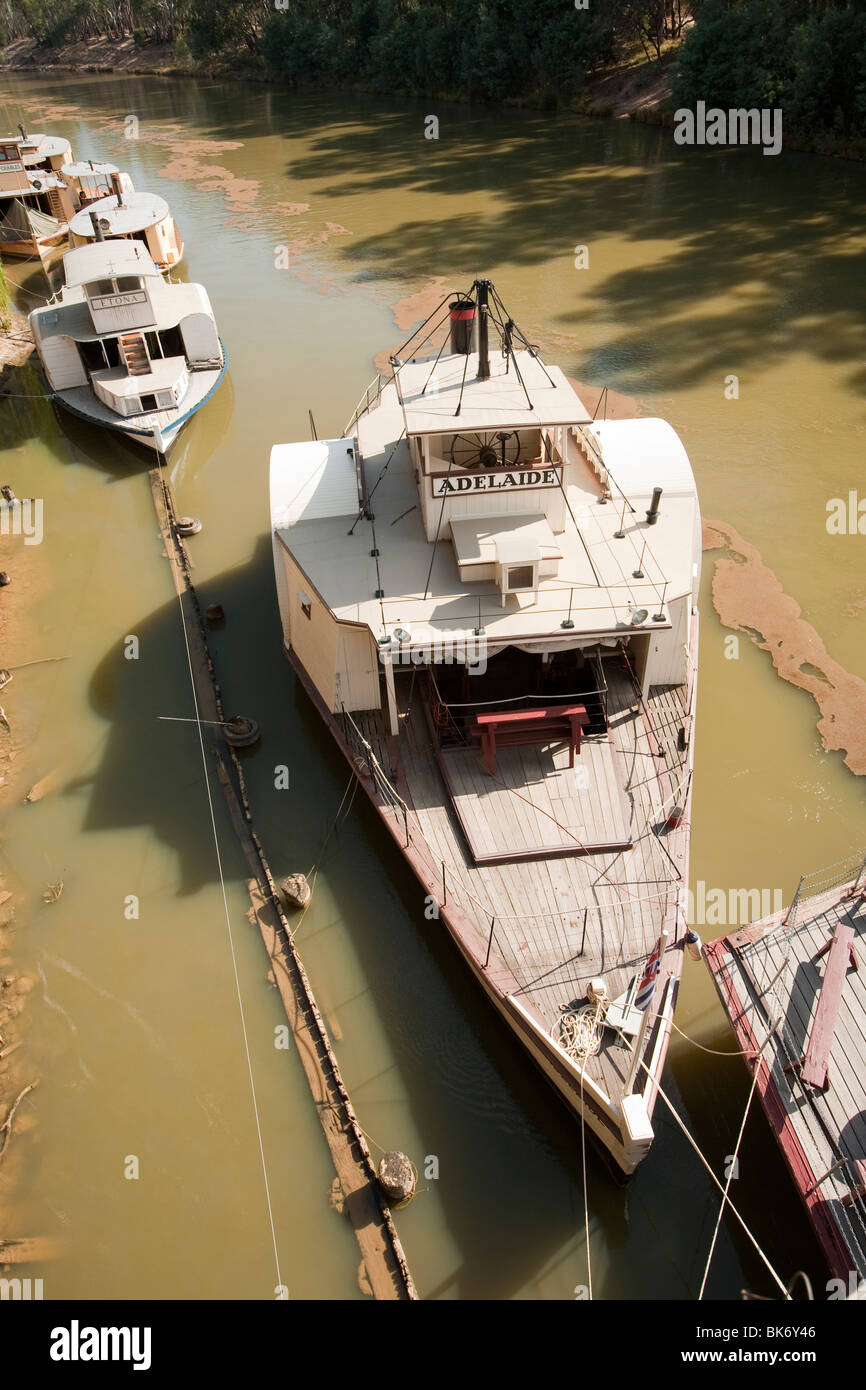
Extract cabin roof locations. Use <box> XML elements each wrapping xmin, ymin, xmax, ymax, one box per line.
<box><xmin>17</xmin><ymin>134</ymin><xmax>69</xmax><ymax>164</ymax></box>
<box><xmin>62</xmin><ymin>160</ymin><xmax>119</xmax><ymax>178</ymax></box>
<box><xmin>272</xmin><ymin>399</ymin><xmax>701</xmax><ymax>644</ymax></box>
<box><xmin>62</xmin><ymin>240</ymin><xmax>161</xmax><ymax>286</ymax></box>
<box><xmin>69</xmin><ymin>190</ymin><xmax>170</xmax><ymax>238</ymax></box>
<box><xmin>391</xmin><ymin>350</ymin><xmax>593</xmax><ymax>438</ymax></box>
<box><xmin>270</xmin><ymin>438</ymin><xmax>361</xmax><ymax>528</ymax></box>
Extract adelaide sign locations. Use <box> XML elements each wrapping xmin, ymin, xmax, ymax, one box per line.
<box><xmin>432</xmin><ymin>467</ymin><xmax>558</xmax><ymax>497</ymax></box>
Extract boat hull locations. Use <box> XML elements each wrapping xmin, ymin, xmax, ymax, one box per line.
<box><xmin>0</xmin><ymin>231</ymin><xmax>66</xmax><ymax>258</ymax></box>
<box><xmin>50</xmin><ymin>349</ymin><xmax>227</xmax><ymax>456</ymax></box>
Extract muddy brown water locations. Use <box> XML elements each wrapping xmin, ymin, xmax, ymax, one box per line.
<box><xmin>0</xmin><ymin>73</ymin><xmax>864</xmax><ymax>1301</ymax></box>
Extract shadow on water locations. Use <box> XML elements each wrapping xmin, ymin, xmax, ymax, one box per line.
<box><xmin>78</xmin><ymin>531</ymin><xmax>822</xmax><ymax>1298</ymax></box>
<box><xmin>246</xmin><ymin>92</ymin><xmax>866</xmax><ymax>398</ymax></box>
<box><xmin>10</xmin><ymin>74</ymin><xmax>866</xmax><ymax>396</ymax></box>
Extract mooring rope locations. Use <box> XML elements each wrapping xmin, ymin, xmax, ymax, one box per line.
<box><xmin>699</xmin><ymin>1057</ymin><xmax>762</xmax><ymax>1300</ymax></box>
<box><xmin>623</xmin><ymin>1032</ymin><xmax>790</xmax><ymax>1299</ymax></box>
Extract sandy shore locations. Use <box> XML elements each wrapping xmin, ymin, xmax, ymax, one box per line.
<box><xmin>0</xmin><ymin>36</ymin><xmax>177</xmax><ymax>76</ymax></box>
<box><xmin>0</xmin><ymin>313</ymin><xmax>35</xmax><ymax>374</ymax></box>
<box><xmin>0</xmin><ymin>478</ymin><xmax>43</xmax><ymax>1225</ymax></box>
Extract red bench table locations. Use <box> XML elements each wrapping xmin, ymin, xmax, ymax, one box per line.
<box><xmin>475</xmin><ymin>704</ymin><xmax>589</xmax><ymax>778</ymax></box>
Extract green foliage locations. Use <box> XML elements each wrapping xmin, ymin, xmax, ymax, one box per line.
<box><xmin>172</xmin><ymin>32</ymin><xmax>191</xmax><ymax>67</ymax></box>
<box><xmin>673</xmin><ymin>0</ymin><xmax>866</xmax><ymax>145</ymax></box>
<box><xmin>262</xmin><ymin>0</ymin><xmax>618</xmax><ymax>101</ymax></box>
<box><xmin>6</xmin><ymin>0</ymin><xmax>866</xmax><ymax>150</ymax></box>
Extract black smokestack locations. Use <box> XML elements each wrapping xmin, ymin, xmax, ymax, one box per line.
<box><xmin>449</xmin><ymin>297</ymin><xmax>475</xmax><ymax>355</ymax></box>
<box><xmin>476</xmin><ymin>278</ymin><xmax>491</xmax><ymax>381</ymax></box>
<box><xmin>646</xmin><ymin>486</ymin><xmax>663</xmax><ymax>525</ymax></box>
<box><xmin>89</xmin><ymin>210</ymin><xmax>105</xmax><ymax>242</ymax></box>
<box><xmin>110</xmin><ymin>172</ymin><xmax>124</xmax><ymax>207</ymax></box>
<box><xmin>17</xmin><ymin>124</ymin><xmax>26</xmax><ymax>140</ymax></box>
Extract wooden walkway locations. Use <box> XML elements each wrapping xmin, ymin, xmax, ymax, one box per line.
<box><xmin>149</xmin><ymin>469</ymin><xmax>417</xmax><ymax>1301</ymax></box>
<box><xmin>705</xmin><ymin>874</ymin><xmax>866</xmax><ymax>1282</ymax></box>
<box><xmin>437</xmin><ymin>734</ymin><xmax>632</xmax><ymax>864</ymax></box>
<box><xmin>353</xmin><ymin>662</ymin><xmax>690</xmax><ymax>1108</ymax></box>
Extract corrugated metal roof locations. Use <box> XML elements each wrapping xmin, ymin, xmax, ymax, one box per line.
<box><xmin>270</xmin><ymin>438</ymin><xmax>361</xmax><ymax>529</ymax></box>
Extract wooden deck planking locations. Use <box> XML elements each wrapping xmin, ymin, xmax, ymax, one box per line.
<box><xmin>739</xmin><ymin>911</ymin><xmax>866</xmax><ymax>1142</ymax></box>
<box><xmin>438</xmin><ymin>734</ymin><xmax>631</xmax><ymax>864</ymax></box>
<box><xmin>708</xmin><ymin>889</ymin><xmax>866</xmax><ymax>1277</ymax></box>
<box><xmin>380</xmin><ymin>661</ymin><xmax>687</xmax><ymax>1102</ymax></box>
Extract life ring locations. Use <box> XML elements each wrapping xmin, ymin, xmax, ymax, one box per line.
<box><xmin>176</xmin><ymin>516</ymin><xmax>202</xmax><ymax>537</ymax></box>
<box><xmin>432</xmin><ymin>700</ymin><xmax>451</xmax><ymax>728</ymax></box>
<box><xmin>224</xmin><ymin>715</ymin><xmax>260</xmax><ymax>748</ymax></box>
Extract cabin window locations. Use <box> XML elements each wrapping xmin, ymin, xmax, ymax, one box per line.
<box><xmin>103</xmin><ymin>338</ymin><xmax>121</xmax><ymax>368</ymax></box>
<box><xmin>298</xmin><ymin>591</ymin><xmax>312</xmax><ymax>620</ymax></box>
<box><xmin>145</xmin><ymin>332</ymin><xmax>162</xmax><ymax>358</ymax></box>
<box><xmin>88</xmin><ymin>278</ymin><xmax>115</xmax><ymax>298</ymax></box>
<box><xmin>505</xmin><ymin>564</ymin><xmax>535</xmax><ymax>591</ymax></box>
<box><xmin>140</xmin><ymin>393</ymin><xmax>158</xmax><ymax>412</ymax></box>
<box><xmin>0</xmin><ymin>143</ymin><xmax>19</xmax><ymax>162</ymax></box>
<box><xmin>116</xmin><ymin>276</ymin><xmax>141</xmax><ymax>292</ymax></box>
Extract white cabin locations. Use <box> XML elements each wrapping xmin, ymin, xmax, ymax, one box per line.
<box><xmin>31</xmin><ymin>240</ymin><xmax>221</xmax><ymax>420</ymax></box>
<box><xmin>272</xmin><ymin>346</ymin><xmax>701</xmax><ymax>725</ymax></box>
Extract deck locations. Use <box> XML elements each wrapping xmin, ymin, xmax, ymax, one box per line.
<box><xmin>351</xmin><ymin>659</ymin><xmax>690</xmax><ymax>1107</ymax></box>
<box><xmin>437</xmin><ymin>735</ymin><xmax>632</xmax><ymax>863</ymax></box>
<box><xmin>705</xmin><ymin>870</ymin><xmax>866</xmax><ymax>1282</ymax></box>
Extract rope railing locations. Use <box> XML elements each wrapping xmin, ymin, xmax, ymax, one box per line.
<box><xmin>784</xmin><ymin>848</ymin><xmax>866</xmax><ymax>929</ymax></box>
<box><xmin>343</xmin><ymin>372</ymin><xmax>386</xmax><ymax>438</ymax></box>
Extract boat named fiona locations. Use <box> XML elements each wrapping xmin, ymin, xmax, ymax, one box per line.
<box><xmin>29</xmin><ymin>237</ymin><xmax>225</xmax><ymax>455</ymax></box>
<box><xmin>269</xmin><ymin>280</ymin><xmax>701</xmax><ymax>1175</ymax></box>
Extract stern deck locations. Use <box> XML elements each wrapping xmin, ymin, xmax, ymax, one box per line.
<box><xmin>349</xmin><ymin>660</ymin><xmax>689</xmax><ymax>1107</ymax></box>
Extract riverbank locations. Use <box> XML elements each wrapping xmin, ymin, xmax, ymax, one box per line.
<box><xmin>0</xmin><ymin>34</ymin><xmax>675</xmax><ymax>120</ymax></box>
<box><xmin>0</xmin><ymin>313</ymin><xmax>35</xmax><ymax>375</ymax></box>
<box><xmin>0</xmin><ymin>522</ymin><xmax>44</xmax><ymax>1229</ymax></box>
<box><xmin>4</xmin><ymin>34</ymin><xmax>864</xmax><ymax>161</ymax></box>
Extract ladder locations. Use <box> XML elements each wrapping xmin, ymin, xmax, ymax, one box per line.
<box><xmin>119</xmin><ymin>332</ymin><xmax>150</xmax><ymax>377</ymax></box>
<box><xmin>46</xmin><ymin>187</ymin><xmax>65</xmax><ymax>221</ymax></box>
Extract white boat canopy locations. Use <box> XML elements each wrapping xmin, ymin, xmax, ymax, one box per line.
<box><xmin>69</xmin><ymin>190</ymin><xmax>171</xmax><ymax>239</ymax></box>
<box><xmin>62</xmin><ymin>240</ymin><xmax>162</xmax><ymax>288</ymax></box>
<box><xmin>392</xmin><ymin>350</ymin><xmax>593</xmax><ymax>437</ymax></box>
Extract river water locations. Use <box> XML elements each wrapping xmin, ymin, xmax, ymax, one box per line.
<box><xmin>0</xmin><ymin>72</ymin><xmax>864</xmax><ymax>1301</ymax></box>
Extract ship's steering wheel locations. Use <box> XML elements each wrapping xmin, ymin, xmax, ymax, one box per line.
<box><xmin>449</xmin><ymin>430</ymin><xmax>521</xmax><ymax>471</ymax></box>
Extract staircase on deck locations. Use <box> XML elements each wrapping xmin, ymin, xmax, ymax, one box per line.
<box><xmin>119</xmin><ymin>332</ymin><xmax>150</xmax><ymax>377</ymax></box>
